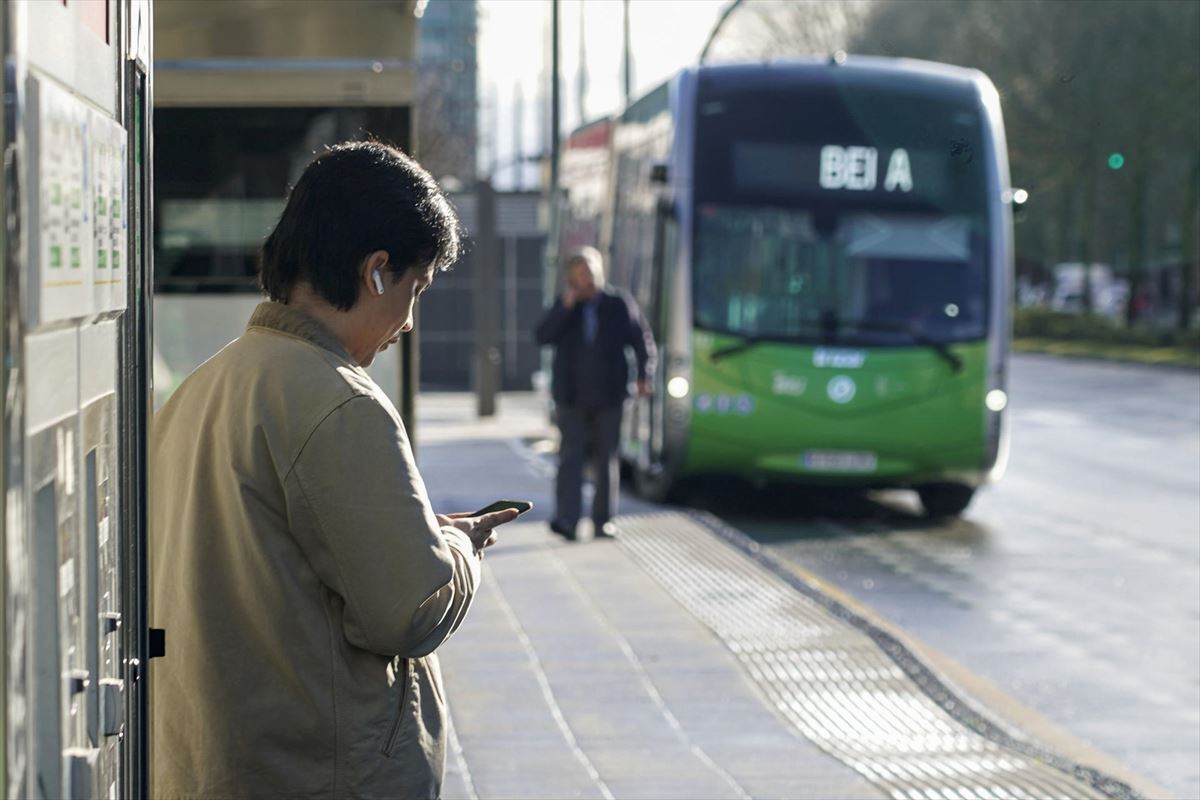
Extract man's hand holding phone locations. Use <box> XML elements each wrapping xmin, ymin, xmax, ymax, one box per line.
<box><xmin>436</xmin><ymin>500</ymin><xmax>532</xmax><ymax>555</ymax></box>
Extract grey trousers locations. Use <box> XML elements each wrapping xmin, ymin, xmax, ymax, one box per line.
<box><xmin>555</xmin><ymin>403</ymin><xmax>623</xmax><ymax>531</ymax></box>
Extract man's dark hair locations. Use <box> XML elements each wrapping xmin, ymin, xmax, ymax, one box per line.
<box><xmin>260</xmin><ymin>141</ymin><xmax>461</xmax><ymax>310</ymax></box>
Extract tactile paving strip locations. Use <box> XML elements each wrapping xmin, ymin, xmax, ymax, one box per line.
<box><xmin>616</xmin><ymin>510</ymin><xmax>1141</xmax><ymax>800</ymax></box>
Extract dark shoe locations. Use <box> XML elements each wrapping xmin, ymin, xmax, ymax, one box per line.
<box><xmin>549</xmin><ymin>520</ymin><xmax>576</xmax><ymax>541</ymax></box>
<box><xmin>594</xmin><ymin>522</ymin><xmax>618</xmax><ymax>539</ymax></box>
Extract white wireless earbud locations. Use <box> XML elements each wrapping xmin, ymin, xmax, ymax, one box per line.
<box><xmin>372</xmin><ymin>270</ymin><xmax>385</xmax><ymax>295</ymax></box>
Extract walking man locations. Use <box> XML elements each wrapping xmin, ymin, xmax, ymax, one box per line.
<box><xmin>535</xmin><ymin>247</ymin><xmax>657</xmax><ymax>540</ymax></box>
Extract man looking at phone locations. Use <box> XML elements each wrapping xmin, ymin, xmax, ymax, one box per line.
<box><xmin>535</xmin><ymin>247</ymin><xmax>657</xmax><ymax>540</ymax></box>
<box><xmin>150</xmin><ymin>142</ymin><xmax>514</xmax><ymax>798</ymax></box>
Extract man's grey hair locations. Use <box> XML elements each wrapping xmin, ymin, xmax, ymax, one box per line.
<box><xmin>565</xmin><ymin>246</ymin><xmax>606</xmax><ymax>288</ymax></box>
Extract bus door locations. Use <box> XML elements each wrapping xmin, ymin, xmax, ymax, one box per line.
<box><xmin>643</xmin><ymin>196</ymin><xmax>679</xmax><ymax>469</ymax></box>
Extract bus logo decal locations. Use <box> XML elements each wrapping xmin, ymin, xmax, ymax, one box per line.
<box><xmin>827</xmin><ymin>376</ymin><xmax>857</xmax><ymax>404</ymax></box>
<box><xmin>773</xmin><ymin>372</ymin><xmax>808</xmax><ymax>396</ymax></box>
<box><xmin>814</xmin><ymin>348</ymin><xmax>866</xmax><ymax>369</ymax></box>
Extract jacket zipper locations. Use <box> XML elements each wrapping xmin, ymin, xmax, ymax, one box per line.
<box><xmin>383</xmin><ymin>659</ymin><xmax>410</xmax><ymax>755</ymax></box>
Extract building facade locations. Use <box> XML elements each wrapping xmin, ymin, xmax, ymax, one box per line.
<box><xmin>417</xmin><ymin>0</ymin><xmax>478</xmax><ymax>186</ymax></box>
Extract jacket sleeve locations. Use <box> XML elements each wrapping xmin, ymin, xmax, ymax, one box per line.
<box><xmin>534</xmin><ymin>300</ymin><xmax>573</xmax><ymax>345</ymax></box>
<box><xmin>624</xmin><ymin>293</ymin><xmax>658</xmax><ymax>383</ymax></box>
<box><xmin>285</xmin><ymin>396</ymin><xmax>480</xmax><ymax>658</ymax></box>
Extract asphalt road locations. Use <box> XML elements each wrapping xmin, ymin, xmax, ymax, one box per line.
<box><xmin>694</xmin><ymin>354</ymin><xmax>1200</xmax><ymax>799</ymax></box>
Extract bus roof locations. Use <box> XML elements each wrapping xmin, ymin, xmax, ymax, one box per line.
<box><xmin>689</xmin><ymin>56</ymin><xmax>992</xmax><ymax>105</ymax></box>
<box><xmin>564</xmin><ymin>56</ymin><xmax>995</xmax><ymax>143</ymax></box>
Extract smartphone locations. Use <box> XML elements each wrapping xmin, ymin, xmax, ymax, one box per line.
<box><xmin>471</xmin><ymin>499</ymin><xmax>533</xmax><ymax>516</ymax></box>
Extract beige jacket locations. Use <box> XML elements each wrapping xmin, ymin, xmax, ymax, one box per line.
<box><xmin>151</xmin><ymin>302</ymin><xmax>480</xmax><ymax>799</ymax></box>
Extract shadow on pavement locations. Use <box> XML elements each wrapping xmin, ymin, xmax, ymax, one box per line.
<box><xmin>665</xmin><ymin>477</ymin><xmax>991</xmax><ymax>546</ymax></box>
<box><xmin>480</xmin><ymin>540</ymin><xmax>563</xmax><ymax>559</ymax></box>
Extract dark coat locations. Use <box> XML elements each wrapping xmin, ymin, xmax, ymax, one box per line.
<box><xmin>534</xmin><ymin>288</ymin><xmax>657</xmax><ymax>409</ymax></box>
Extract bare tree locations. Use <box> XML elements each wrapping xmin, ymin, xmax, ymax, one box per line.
<box><xmin>850</xmin><ymin>0</ymin><xmax>1199</xmax><ymax>327</ymax></box>
<box><xmin>705</xmin><ymin>0</ymin><xmax>873</xmax><ymax>62</ymax></box>
<box><xmin>415</xmin><ymin>70</ymin><xmax>474</xmax><ymax>187</ymax></box>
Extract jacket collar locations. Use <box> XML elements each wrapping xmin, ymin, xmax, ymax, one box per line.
<box><xmin>584</xmin><ymin>287</ymin><xmax>613</xmax><ymax>306</ymax></box>
<box><xmin>247</xmin><ymin>301</ymin><xmax>353</xmax><ymax>361</ymax></box>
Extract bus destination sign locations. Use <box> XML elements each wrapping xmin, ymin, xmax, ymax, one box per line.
<box><xmin>819</xmin><ymin>146</ymin><xmax>913</xmax><ymax>193</ymax></box>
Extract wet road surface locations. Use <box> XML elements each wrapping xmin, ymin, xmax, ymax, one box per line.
<box><xmin>693</xmin><ymin>354</ymin><xmax>1200</xmax><ymax>798</ymax></box>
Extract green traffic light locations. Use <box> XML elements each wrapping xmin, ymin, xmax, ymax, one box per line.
<box><xmin>1108</xmin><ymin>153</ymin><xmax>1125</xmax><ymax>170</ymax></box>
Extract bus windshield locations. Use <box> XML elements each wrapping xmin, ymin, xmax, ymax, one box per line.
<box><xmin>694</xmin><ymin>204</ymin><xmax>988</xmax><ymax>343</ymax></box>
<box><xmin>692</xmin><ymin>76</ymin><xmax>991</xmax><ymax>344</ymax></box>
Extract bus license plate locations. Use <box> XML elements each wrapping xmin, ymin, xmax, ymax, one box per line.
<box><xmin>802</xmin><ymin>451</ymin><xmax>878</xmax><ymax>472</ymax></box>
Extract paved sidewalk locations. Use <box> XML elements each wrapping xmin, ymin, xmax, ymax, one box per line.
<box><xmin>416</xmin><ymin>393</ymin><xmax>1160</xmax><ymax>800</ymax></box>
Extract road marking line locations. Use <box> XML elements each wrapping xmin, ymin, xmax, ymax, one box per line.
<box><xmin>485</xmin><ymin>562</ymin><xmax>615</xmax><ymax>800</ymax></box>
<box><xmin>445</xmin><ymin>710</ymin><xmax>478</xmax><ymax>800</ymax></box>
<box><xmin>545</xmin><ymin>550</ymin><xmax>753</xmax><ymax>800</ymax></box>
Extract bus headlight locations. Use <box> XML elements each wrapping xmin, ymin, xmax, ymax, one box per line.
<box><xmin>985</xmin><ymin>389</ymin><xmax>1008</xmax><ymax>412</ymax></box>
<box><xmin>667</xmin><ymin>376</ymin><xmax>690</xmax><ymax>399</ymax></box>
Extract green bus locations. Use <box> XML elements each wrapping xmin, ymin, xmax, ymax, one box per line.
<box><xmin>565</xmin><ymin>57</ymin><xmax>1013</xmax><ymax>516</ymax></box>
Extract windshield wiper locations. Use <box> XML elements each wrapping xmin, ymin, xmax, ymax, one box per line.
<box><xmin>844</xmin><ymin>318</ymin><xmax>964</xmax><ymax>373</ymax></box>
<box><xmin>709</xmin><ymin>333</ymin><xmax>814</xmax><ymax>362</ymax></box>
<box><xmin>708</xmin><ymin>320</ymin><xmax>963</xmax><ymax>372</ymax></box>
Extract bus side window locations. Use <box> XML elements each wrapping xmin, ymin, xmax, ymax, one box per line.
<box><xmin>651</xmin><ymin>199</ymin><xmax>679</xmax><ymax>342</ymax></box>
